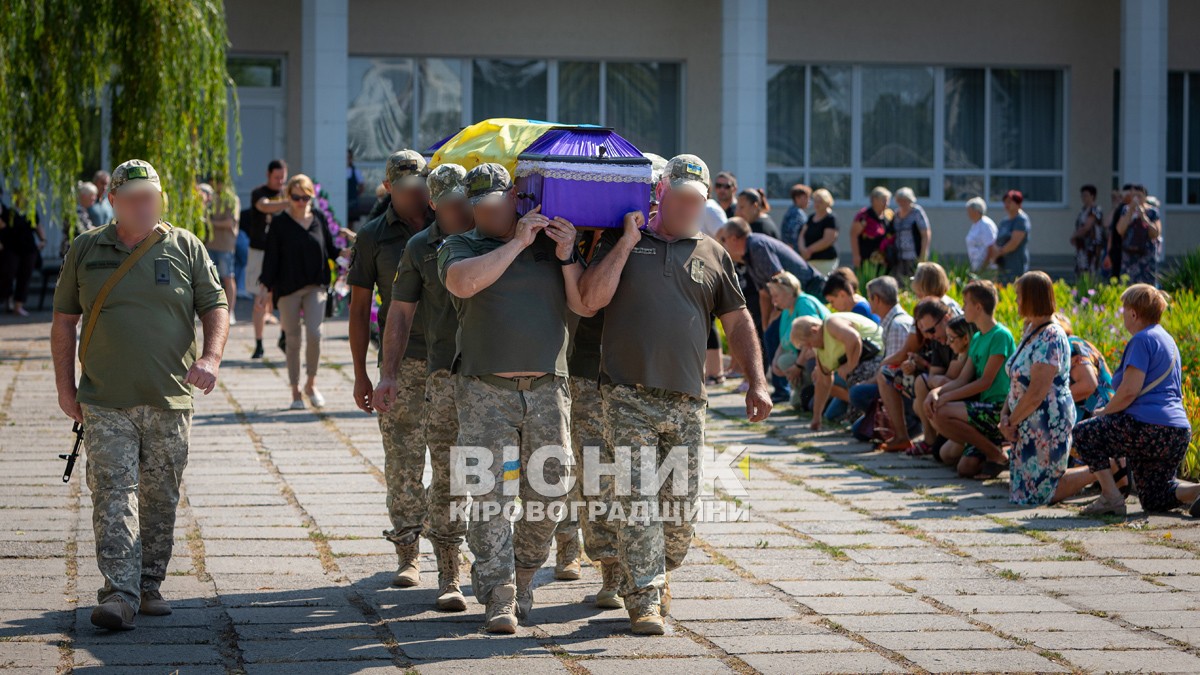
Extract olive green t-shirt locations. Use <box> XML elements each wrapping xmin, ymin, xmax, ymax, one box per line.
<box><xmin>437</xmin><ymin>229</ymin><xmax>570</xmax><ymax>377</ymax></box>
<box><xmin>53</xmin><ymin>222</ymin><xmax>228</xmax><ymax>410</ymax></box>
<box><xmin>591</xmin><ymin>229</ymin><xmax>745</xmax><ymax>399</ymax></box>
<box><xmin>391</xmin><ymin>221</ymin><xmax>457</xmax><ymax>374</ymax></box>
<box><xmin>347</xmin><ymin>205</ymin><xmax>427</xmax><ymax>363</ymax></box>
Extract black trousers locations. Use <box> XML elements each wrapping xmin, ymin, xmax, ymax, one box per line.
<box><xmin>0</xmin><ymin>248</ymin><xmax>36</xmax><ymax>305</ymax></box>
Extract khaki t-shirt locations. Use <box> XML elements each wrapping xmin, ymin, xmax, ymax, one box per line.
<box><xmin>591</xmin><ymin>229</ymin><xmax>745</xmax><ymax>399</ymax></box>
<box><xmin>437</xmin><ymin>229</ymin><xmax>570</xmax><ymax>377</ymax></box>
<box><xmin>206</xmin><ymin>187</ymin><xmax>240</xmax><ymax>253</ymax></box>
<box><xmin>347</xmin><ymin>205</ymin><xmax>427</xmax><ymax>362</ymax></box>
<box><xmin>53</xmin><ymin>222</ymin><xmax>228</xmax><ymax>410</ymax></box>
<box><xmin>391</xmin><ymin>221</ymin><xmax>457</xmax><ymax>374</ymax></box>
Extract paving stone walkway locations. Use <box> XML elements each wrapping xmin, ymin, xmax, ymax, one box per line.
<box><xmin>5</xmin><ymin>310</ymin><xmax>1200</xmax><ymax>673</ymax></box>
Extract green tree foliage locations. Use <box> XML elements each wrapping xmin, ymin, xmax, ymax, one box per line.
<box><xmin>0</xmin><ymin>0</ymin><xmax>235</xmax><ymax>235</ymax></box>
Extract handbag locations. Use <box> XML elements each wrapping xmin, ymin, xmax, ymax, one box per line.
<box><xmin>855</xmin><ymin>399</ymin><xmax>894</xmax><ymax>443</ymax></box>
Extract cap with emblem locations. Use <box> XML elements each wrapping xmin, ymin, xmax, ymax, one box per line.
<box><xmin>464</xmin><ymin>163</ymin><xmax>513</xmax><ymax>206</ymax></box>
<box><xmin>385</xmin><ymin>149</ymin><xmax>427</xmax><ymax>187</ymax></box>
<box><xmin>663</xmin><ymin>154</ymin><xmax>710</xmax><ymax>198</ymax></box>
<box><xmin>427</xmin><ymin>163</ymin><xmax>467</xmax><ymax>205</ymax></box>
<box><xmin>110</xmin><ymin>159</ymin><xmax>162</xmax><ymax>194</ymax></box>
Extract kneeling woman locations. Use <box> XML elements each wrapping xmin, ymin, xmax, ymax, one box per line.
<box><xmin>1076</xmin><ymin>284</ymin><xmax>1200</xmax><ymax>516</ymax></box>
<box><xmin>791</xmin><ymin>313</ymin><xmax>885</xmax><ymax>432</ymax></box>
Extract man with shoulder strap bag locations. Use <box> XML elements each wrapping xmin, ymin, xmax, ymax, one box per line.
<box><xmin>50</xmin><ymin>159</ymin><xmax>229</xmax><ymax>632</ymax></box>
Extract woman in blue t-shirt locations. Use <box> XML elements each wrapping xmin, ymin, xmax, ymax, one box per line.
<box><xmin>1075</xmin><ymin>284</ymin><xmax>1199</xmax><ymax>516</ymax></box>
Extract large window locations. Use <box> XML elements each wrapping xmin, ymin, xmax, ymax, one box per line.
<box><xmin>1167</xmin><ymin>72</ymin><xmax>1200</xmax><ymax>205</ymax></box>
<box><xmin>349</xmin><ymin>56</ymin><xmax>683</xmax><ymax>185</ymax></box>
<box><xmin>768</xmin><ymin>64</ymin><xmax>1067</xmax><ymax>205</ymax></box>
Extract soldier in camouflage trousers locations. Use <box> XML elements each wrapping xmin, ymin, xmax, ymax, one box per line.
<box><xmin>437</xmin><ymin>162</ymin><xmax>593</xmax><ymax>633</ymax></box>
<box><xmin>578</xmin><ymin>154</ymin><xmax>771</xmax><ymax>635</ymax></box>
<box><xmin>375</xmin><ymin>163</ymin><xmax>475</xmax><ymax>611</ymax></box>
<box><xmin>347</xmin><ymin>149</ymin><xmax>433</xmax><ymax>587</ymax></box>
<box><xmin>51</xmin><ymin>159</ymin><xmax>229</xmax><ymax>631</ymax></box>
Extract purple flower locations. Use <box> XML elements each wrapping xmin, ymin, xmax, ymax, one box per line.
<box><xmin>1088</xmin><ymin>288</ymin><xmax>1097</xmax><ymax>296</ymax></box>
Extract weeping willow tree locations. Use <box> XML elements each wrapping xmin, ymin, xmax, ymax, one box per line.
<box><xmin>0</xmin><ymin>0</ymin><xmax>236</xmax><ymax>236</ymax></box>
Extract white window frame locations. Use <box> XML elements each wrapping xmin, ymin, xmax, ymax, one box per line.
<box><xmin>766</xmin><ymin>63</ymin><xmax>1069</xmax><ymax>210</ymax></box>
<box><xmin>1166</xmin><ymin>71</ymin><xmax>1200</xmax><ymax>209</ymax></box>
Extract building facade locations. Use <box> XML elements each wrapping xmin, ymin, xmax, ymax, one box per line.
<box><xmin>222</xmin><ymin>0</ymin><xmax>1200</xmax><ymax>264</ymax></box>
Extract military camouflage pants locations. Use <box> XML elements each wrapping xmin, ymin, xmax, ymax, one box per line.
<box><xmin>82</xmin><ymin>404</ymin><xmax>191</xmax><ymax>608</ymax></box>
<box><xmin>380</xmin><ymin>358</ymin><xmax>428</xmax><ymax>547</ymax></box>
<box><xmin>601</xmin><ymin>383</ymin><xmax>704</xmax><ymax>613</ymax></box>
<box><xmin>424</xmin><ymin>369</ymin><xmax>468</xmax><ymax>547</ymax></box>
<box><xmin>554</xmin><ymin>376</ymin><xmax>618</xmax><ymax>561</ymax></box>
<box><xmin>456</xmin><ymin>375</ymin><xmax>571</xmax><ymax>604</ymax></box>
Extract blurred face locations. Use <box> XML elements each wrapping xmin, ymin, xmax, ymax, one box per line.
<box><xmin>267</xmin><ymin>168</ymin><xmax>287</xmax><ymax>191</ymax></box>
<box><xmin>110</xmin><ymin>188</ymin><xmax>163</xmax><ymax>230</ymax></box>
<box><xmin>868</xmin><ymin>292</ymin><xmax>889</xmax><ymax>317</ymax></box>
<box><xmin>659</xmin><ymin>187</ymin><xmax>706</xmax><ymax>238</ymax></box>
<box><xmin>871</xmin><ymin>195</ymin><xmax>888</xmax><ymax>212</ymax></box>
<box><xmin>826</xmin><ymin>290</ymin><xmax>853</xmax><ymax>312</ymax></box>
<box><xmin>967</xmin><ymin>206</ymin><xmax>981</xmax><ymax>222</ymax></box>
<box><xmin>896</xmin><ymin>196</ymin><xmax>912</xmax><ymax>213</ymax></box>
<box><xmin>472</xmin><ymin>190</ymin><xmax>517</xmax><ymax>238</ymax></box>
<box><xmin>432</xmin><ymin>197</ymin><xmax>472</xmax><ymax>235</ymax></box>
<box><xmin>1003</xmin><ymin>196</ymin><xmax>1019</xmax><ymax>213</ymax></box>
<box><xmin>94</xmin><ymin>175</ymin><xmax>109</xmax><ymax>194</ymax></box>
<box><xmin>387</xmin><ymin>181</ymin><xmax>428</xmax><ymax>218</ymax></box>
<box><xmin>78</xmin><ymin>191</ymin><xmax>96</xmax><ymax>208</ymax></box>
<box><xmin>1081</xmin><ymin>190</ymin><xmax>1094</xmax><ymax>205</ymax></box>
<box><xmin>715</xmin><ymin>228</ymin><xmax>747</xmax><ymax>262</ymax></box>
<box><xmin>735</xmin><ymin>195</ymin><xmax>760</xmax><ymax>222</ymax></box>
<box><xmin>795</xmin><ymin>193</ymin><xmax>810</xmax><ymax>210</ymax></box>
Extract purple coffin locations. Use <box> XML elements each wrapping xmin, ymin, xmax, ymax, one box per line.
<box><xmin>514</xmin><ymin>127</ymin><xmax>652</xmax><ymax>229</ymax></box>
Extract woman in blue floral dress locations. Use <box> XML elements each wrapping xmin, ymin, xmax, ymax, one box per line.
<box><xmin>1000</xmin><ymin>273</ymin><xmax>1080</xmax><ymax>505</ymax></box>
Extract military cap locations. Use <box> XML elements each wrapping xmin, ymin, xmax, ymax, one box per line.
<box><xmin>427</xmin><ymin>163</ymin><xmax>467</xmax><ymax>204</ymax></box>
<box><xmin>464</xmin><ymin>163</ymin><xmax>513</xmax><ymax>205</ymax></box>
<box><xmin>110</xmin><ymin>159</ymin><xmax>162</xmax><ymax>194</ymax></box>
<box><xmin>385</xmin><ymin>149</ymin><xmax>427</xmax><ymax>187</ymax></box>
<box><xmin>663</xmin><ymin>154</ymin><xmax>710</xmax><ymax>198</ymax></box>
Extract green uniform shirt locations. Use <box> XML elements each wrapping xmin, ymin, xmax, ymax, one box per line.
<box><xmin>437</xmin><ymin>229</ymin><xmax>570</xmax><ymax>377</ymax></box>
<box><xmin>591</xmin><ymin>229</ymin><xmax>745</xmax><ymax>400</ymax></box>
<box><xmin>347</xmin><ymin>205</ymin><xmax>427</xmax><ymax>363</ymax></box>
<box><xmin>969</xmin><ymin>323</ymin><xmax>1016</xmax><ymax>405</ymax></box>
<box><xmin>391</xmin><ymin>221</ymin><xmax>458</xmax><ymax>374</ymax></box>
<box><xmin>53</xmin><ymin>222</ymin><xmax>228</xmax><ymax>410</ymax></box>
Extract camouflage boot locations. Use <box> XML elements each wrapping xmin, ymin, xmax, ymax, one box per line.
<box><xmin>595</xmin><ymin>560</ymin><xmax>624</xmax><ymax>609</ymax></box>
<box><xmin>392</xmin><ymin>540</ymin><xmax>420</xmax><ymax>588</ymax></box>
<box><xmin>514</xmin><ymin>567</ymin><xmax>538</xmax><ymax>620</ymax></box>
<box><xmin>434</xmin><ymin>545</ymin><xmax>466</xmax><ymax>612</ymax></box>
<box><xmin>485</xmin><ymin>583</ymin><xmax>518</xmax><ymax>634</ymax></box>
<box><xmin>627</xmin><ymin>595</ymin><xmax>665</xmax><ymax>635</ymax></box>
<box><xmin>554</xmin><ymin>532</ymin><xmax>582</xmax><ymax>580</ymax></box>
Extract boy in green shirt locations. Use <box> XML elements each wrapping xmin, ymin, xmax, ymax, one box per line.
<box><xmin>929</xmin><ymin>280</ymin><xmax>1015</xmax><ymax>478</ymax></box>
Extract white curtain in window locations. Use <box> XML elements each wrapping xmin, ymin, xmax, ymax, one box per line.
<box><xmin>861</xmin><ymin>67</ymin><xmax>934</xmax><ymax>169</ymax></box>
<box><xmin>767</xmin><ymin>64</ymin><xmax>806</xmax><ymax>168</ymax></box>
<box><xmin>347</xmin><ymin>57</ymin><xmax>414</xmax><ymax>163</ymax></box>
